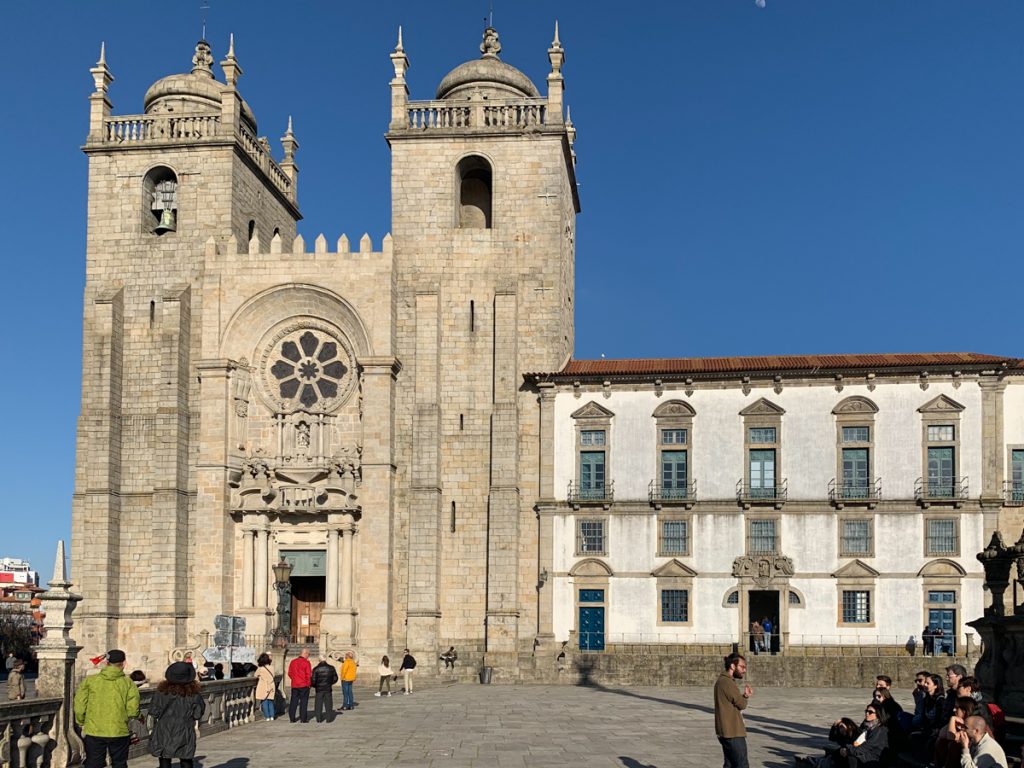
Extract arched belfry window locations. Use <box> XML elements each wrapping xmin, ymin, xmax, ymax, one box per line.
<box><xmin>457</xmin><ymin>155</ymin><xmax>492</xmax><ymax>229</ymax></box>
<box><xmin>143</xmin><ymin>166</ymin><xmax>178</xmax><ymax>235</ymax></box>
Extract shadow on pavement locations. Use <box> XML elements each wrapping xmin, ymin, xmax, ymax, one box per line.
<box><xmin>619</xmin><ymin>758</ymin><xmax>657</xmax><ymax>768</ymax></box>
<box><xmin>197</xmin><ymin>758</ymin><xmax>250</xmax><ymax>768</ymax></box>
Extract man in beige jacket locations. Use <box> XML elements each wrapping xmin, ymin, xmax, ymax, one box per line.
<box><xmin>714</xmin><ymin>652</ymin><xmax>753</xmax><ymax>768</ymax></box>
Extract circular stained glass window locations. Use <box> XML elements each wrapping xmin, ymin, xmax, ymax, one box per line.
<box><xmin>259</xmin><ymin>325</ymin><xmax>355</xmax><ymax>413</ymax></box>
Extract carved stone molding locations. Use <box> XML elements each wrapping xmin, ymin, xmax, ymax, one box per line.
<box><xmin>732</xmin><ymin>554</ymin><xmax>795</xmax><ymax>587</ymax></box>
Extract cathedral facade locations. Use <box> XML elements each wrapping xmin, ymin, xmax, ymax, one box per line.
<box><xmin>71</xmin><ymin>25</ymin><xmax>1023</xmax><ymax>676</ymax></box>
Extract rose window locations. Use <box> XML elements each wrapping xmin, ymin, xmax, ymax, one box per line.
<box><xmin>269</xmin><ymin>330</ymin><xmax>348</xmax><ymax>408</ymax></box>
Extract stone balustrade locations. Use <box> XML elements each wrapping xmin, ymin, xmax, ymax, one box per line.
<box><xmin>404</xmin><ymin>98</ymin><xmax>549</xmax><ymax>131</ymax></box>
<box><xmin>0</xmin><ymin>698</ymin><xmax>63</xmax><ymax>768</ymax></box>
<box><xmin>126</xmin><ymin>678</ymin><xmax>259</xmax><ymax>760</ymax></box>
<box><xmin>98</xmin><ymin>115</ymin><xmax>293</xmax><ymax>200</ymax></box>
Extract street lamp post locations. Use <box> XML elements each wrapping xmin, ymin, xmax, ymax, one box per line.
<box><xmin>272</xmin><ymin>557</ymin><xmax>293</xmax><ymax>649</ymax></box>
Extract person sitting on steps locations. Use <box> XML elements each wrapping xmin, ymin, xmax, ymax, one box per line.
<box><xmin>439</xmin><ymin>647</ymin><xmax>457</xmax><ymax>669</ymax></box>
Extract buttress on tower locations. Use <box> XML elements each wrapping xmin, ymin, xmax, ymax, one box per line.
<box><xmin>72</xmin><ymin>25</ymin><xmax>579</xmax><ymax>672</ymax></box>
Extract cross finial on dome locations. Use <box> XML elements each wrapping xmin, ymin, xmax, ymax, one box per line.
<box><xmin>192</xmin><ymin>39</ymin><xmax>214</xmax><ymax>78</ymax></box>
<box><xmin>480</xmin><ymin>26</ymin><xmax>501</xmax><ymax>59</ymax></box>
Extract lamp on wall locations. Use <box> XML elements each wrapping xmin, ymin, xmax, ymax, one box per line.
<box><xmin>536</xmin><ymin>568</ymin><xmax>550</xmax><ymax>591</ymax></box>
<box><xmin>271</xmin><ymin>557</ymin><xmax>293</xmax><ymax>649</ymax></box>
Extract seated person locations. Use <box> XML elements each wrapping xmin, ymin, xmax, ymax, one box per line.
<box><xmin>956</xmin><ymin>677</ymin><xmax>1002</xmax><ymax>743</ymax></box>
<box><xmin>934</xmin><ymin>696</ymin><xmax>979</xmax><ymax>768</ymax></box>
<box><xmin>796</xmin><ymin>702</ymin><xmax>890</xmax><ymax>768</ymax></box>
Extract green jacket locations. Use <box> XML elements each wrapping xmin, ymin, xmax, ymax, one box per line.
<box><xmin>73</xmin><ymin>665</ymin><xmax>141</xmax><ymax>737</ymax></box>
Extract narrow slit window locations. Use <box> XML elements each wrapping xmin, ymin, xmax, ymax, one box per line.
<box><xmin>470</xmin><ymin>300</ymin><xmax>475</xmax><ymax>332</ymax></box>
<box><xmin>149</xmin><ymin>300</ymin><xmax>156</xmax><ymax>326</ymax></box>
<box><xmin>450</xmin><ymin>501</ymin><xmax>456</xmax><ymax>533</ymax></box>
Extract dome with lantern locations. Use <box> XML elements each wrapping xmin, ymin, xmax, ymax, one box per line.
<box><xmin>436</xmin><ymin>27</ymin><xmax>540</xmax><ymax>100</ymax></box>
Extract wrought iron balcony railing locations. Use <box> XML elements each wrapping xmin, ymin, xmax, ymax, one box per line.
<box><xmin>914</xmin><ymin>477</ymin><xmax>968</xmax><ymax>505</ymax></box>
<box><xmin>828</xmin><ymin>478</ymin><xmax>882</xmax><ymax>506</ymax></box>
<box><xmin>1005</xmin><ymin>480</ymin><xmax>1024</xmax><ymax>507</ymax></box>
<box><xmin>736</xmin><ymin>478</ymin><xmax>788</xmax><ymax>506</ymax></box>
<box><xmin>648</xmin><ymin>479</ymin><xmax>697</xmax><ymax>506</ymax></box>
<box><xmin>567</xmin><ymin>480</ymin><xmax>614</xmax><ymax>506</ymax></box>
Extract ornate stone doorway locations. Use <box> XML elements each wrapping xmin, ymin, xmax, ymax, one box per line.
<box><xmin>748</xmin><ymin>590</ymin><xmax>780</xmax><ymax>654</ymax></box>
<box><xmin>291</xmin><ymin>576</ymin><xmax>325</xmax><ymax>643</ymax></box>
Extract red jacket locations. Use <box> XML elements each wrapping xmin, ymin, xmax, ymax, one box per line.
<box><xmin>287</xmin><ymin>656</ymin><xmax>312</xmax><ymax>688</ymax></box>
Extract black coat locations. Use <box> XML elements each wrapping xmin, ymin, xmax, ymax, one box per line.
<box><xmin>148</xmin><ymin>692</ymin><xmax>205</xmax><ymax>759</ymax></box>
<box><xmin>844</xmin><ymin>723</ymin><xmax>889</xmax><ymax>768</ymax></box>
<box><xmin>310</xmin><ymin>662</ymin><xmax>338</xmax><ymax>691</ymax></box>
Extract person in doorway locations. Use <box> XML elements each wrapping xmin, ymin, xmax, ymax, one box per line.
<box><xmin>375</xmin><ymin>655</ymin><xmax>394</xmax><ymax>697</ymax></box>
<box><xmin>750</xmin><ymin>620</ymin><xmax>764</xmax><ymax>655</ymax></box>
<box><xmin>311</xmin><ymin>657</ymin><xmax>338</xmax><ymax>722</ymax></box>
<box><xmin>286</xmin><ymin>648</ymin><xmax>312</xmax><ymax>723</ymax></box>
<box><xmin>762</xmin><ymin>616</ymin><xmax>773</xmax><ymax>654</ymax></box>
<box><xmin>399</xmin><ymin>649</ymin><xmax>417</xmax><ymax>694</ymax></box>
<box><xmin>73</xmin><ymin>649</ymin><xmax>141</xmax><ymax>768</ymax></box>
<box><xmin>340</xmin><ymin>651</ymin><xmax>357</xmax><ymax>710</ymax></box>
<box><xmin>148</xmin><ymin>661</ymin><xmax>206</xmax><ymax>768</ymax></box>
<box><xmin>714</xmin><ymin>652</ymin><xmax>753</xmax><ymax>768</ymax></box>
<box><xmin>254</xmin><ymin>653</ymin><xmax>276</xmax><ymax>721</ymax></box>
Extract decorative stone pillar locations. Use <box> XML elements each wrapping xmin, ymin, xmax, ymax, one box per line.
<box><xmin>241</xmin><ymin>528</ymin><xmax>255</xmax><ymax>608</ymax></box>
<box><xmin>254</xmin><ymin>528</ymin><xmax>269</xmax><ymax>609</ymax></box>
<box><xmin>326</xmin><ymin>528</ymin><xmax>340</xmax><ymax>608</ymax></box>
<box><xmin>35</xmin><ymin>540</ymin><xmax>85</xmax><ymax>768</ymax></box>
<box><xmin>340</xmin><ymin>524</ymin><xmax>354</xmax><ymax>609</ymax></box>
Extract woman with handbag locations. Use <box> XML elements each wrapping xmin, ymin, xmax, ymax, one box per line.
<box><xmin>148</xmin><ymin>662</ymin><xmax>206</xmax><ymax>768</ymax></box>
<box><xmin>255</xmin><ymin>653</ymin><xmax>276</xmax><ymax>721</ymax></box>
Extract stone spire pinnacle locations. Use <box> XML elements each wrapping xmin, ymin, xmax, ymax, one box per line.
<box><xmin>552</xmin><ymin>20</ymin><xmax>561</xmax><ymax>49</ymax></box>
<box><xmin>90</xmin><ymin>41</ymin><xmax>114</xmax><ymax>94</ymax></box>
<box><xmin>192</xmin><ymin>39</ymin><xmax>214</xmax><ymax>78</ymax></box>
<box><xmin>480</xmin><ymin>26</ymin><xmax>501</xmax><ymax>59</ymax></box>
<box><xmin>228</xmin><ymin>32</ymin><xmax>235</xmax><ymax>58</ymax></box>
<box><xmin>390</xmin><ymin>24</ymin><xmax>410</xmax><ymax>81</ymax></box>
<box><xmin>548</xmin><ymin>20</ymin><xmax>564</xmax><ymax>75</ymax></box>
<box><xmin>396</xmin><ymin>25</ymin><xmax>404</xmax><ymax>53</ymax></box>
<box><xmin>220</xmin><ymin>32</ymin><xmax>243</xmax><ymax>86</ymax></box>
<box><xmin>49</xmin><ymin>540</ymin><xmax>71</xmax><ymax>591</ymax></box>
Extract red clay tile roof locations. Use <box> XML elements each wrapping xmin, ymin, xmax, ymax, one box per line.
<box><xmin>527</xmin><ymin>352</ymin><xmax>1019</xmax><ymax>381</ymax></box>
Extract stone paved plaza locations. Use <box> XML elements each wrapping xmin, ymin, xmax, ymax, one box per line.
<box><xmin>128</xmin><ymin>684</ymin><xmax>883</xmax><ymax>768</ymax></box>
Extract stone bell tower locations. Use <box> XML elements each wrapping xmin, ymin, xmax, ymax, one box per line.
<box><xmin>385</xmin><ymin>24</ymin><xmax>580</xmax><ymax>660</ymax></box>
<box><xmin>73</xmin><ymin>38</ymin><xmax>300</xmax><ymax>664</ymax></box>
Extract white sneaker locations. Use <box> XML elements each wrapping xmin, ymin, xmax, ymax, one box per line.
<box><xmin>374</xmin><ymin>692</ymin><xmax>381</xmax><ymax>697</ymax></box>
<box><xmin>404</xmin><ymin>692</ymin><xmax>410</xmax><ymax>695</ymax></box>
<box><xmin>387</xmin><ymin>692</ymin><xmax>392</xmax><ymax>697</ymax></box>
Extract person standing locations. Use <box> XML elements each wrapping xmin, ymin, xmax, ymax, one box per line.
<box><xmin>148</xmin><ymin>661</ymin><xmax>206</xmax><ymax>768</ymax></box>
<box><xmin>399</xmin><ymin>649</ymin><xmax>417</xmax><ymax>694</ymax></box>
<box><xmin>761</xmin><ymin>617</ymin><xmax>773</xmax><ymax>654</ymax></box>
<box><xmin>375</xmin><ymin>655</ymin><xmax>394</xmax><ymax>697</ymax></box>
<box><xmin>310</xmin><ymin>657</ymin><xmax>339</xmax><ymax>722</ymax></box>
<box><xmin>254</xmin><ymin>653</ymin><xmax>276</xmax><ymax>721</ymax></box>
<box><xmin>73</xmin><ymin>649</ymin><xmax>141</xmax><ymax>768</ymax></box>
<box><xmin>286</xmin><ymin>648</ymin><xmax>312</xmax><ymax>723</ymax></box>
<box><xmin>340</xmin><ymin>651</ymin><xmax>357</xmax><ymax>711</ymax></box>
<box><xmin>714</xmin><ymin>652</ymin><xmax>753</xmax><ymax>768</ymax></box>
<box><xmin>7</xmin><ymin>660</ymin><xmax>26</xmax><ymax>700</ymax></box>
<box><xmin>750</xmin><ymin>621</ymin><xmax>764</xmax><ymax>655</ymax></box>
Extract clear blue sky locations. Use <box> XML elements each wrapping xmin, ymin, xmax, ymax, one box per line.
<box><xmin>1</xmin><ymin>1</ymin><xmax>1021</xmax><ymax>578</ymax></box>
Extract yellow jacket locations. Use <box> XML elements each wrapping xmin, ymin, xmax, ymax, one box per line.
<box><xmin>341</xmin><ymin>658</ymin><xmax>357</xmax><ymax>682</ymax></box>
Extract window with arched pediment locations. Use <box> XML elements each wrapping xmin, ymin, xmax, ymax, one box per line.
<box><xmin>652</xmin><ymin>400</ymin><xmax>695</xmax><ymax>504</ymax></box>
<box><xmin>833</xmin><ymin>396</ymin><xmax>879</xmax><ymax>502</ymax></box>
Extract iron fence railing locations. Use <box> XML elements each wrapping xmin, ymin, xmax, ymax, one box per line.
<box><xmin>828</xmin><ymin>477</ymin><xmax>882</xmax><ymax>503</ymax></box>
<box><xmin>1004</xmin><ymin>480</ymin><xmax>1024</xmax><ymax>506</ymax></box>
<box><xmin>736</xmin><ymin>478</ymin><xmax>788</xmax><ymax>504</ymax></box>
<box><xmin>648</xmin><ymin>480</ymin><xmax>697</xmax><ymax>504</ymax></box>
<box><xmin>567</xmin><ymin>480</ymin><xmax>614</xmax><ymax>505</ymax></box>
<box><xmin>915</xmin><ymin>477</ymin><xmax>968</xmax><ymax>503</ymax></box>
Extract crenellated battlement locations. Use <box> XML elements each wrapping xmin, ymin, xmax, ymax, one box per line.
<box><xmin>204</xmin><ymin>231</ymin><xmax>391</xmax><ymax>259</ymax></box>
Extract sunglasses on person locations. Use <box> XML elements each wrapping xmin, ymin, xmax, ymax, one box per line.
<box><xmin>864</xmin><ymin>710</ymin><xmax>877</xmax><ymax>716</ymax></box>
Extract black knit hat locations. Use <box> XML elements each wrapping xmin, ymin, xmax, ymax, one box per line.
<box><xmin>165</xmin><ymin>661</ymin><xmax>197</xmax><ymax>685</ymax></box>
<box><xmin>106</xmin><ymin>649</ymin><xmax>126</xmax><ymax>664</ymax></box>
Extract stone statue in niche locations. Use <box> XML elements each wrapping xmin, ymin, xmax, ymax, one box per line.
<box><xmin>295</xmin><ymin>421</ymin><xmax>311</xmax><ymax>454</ymax></box>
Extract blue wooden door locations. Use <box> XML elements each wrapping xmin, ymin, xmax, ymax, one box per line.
<box><xmin>928</xmin><ymin>608</ymin><xmax>956</xmax><ymax>654</ymax></box>
<box><xmin>578</xmin><ymin>588</ymin><xmax>605</xmax><ymax>651</ymax></box>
